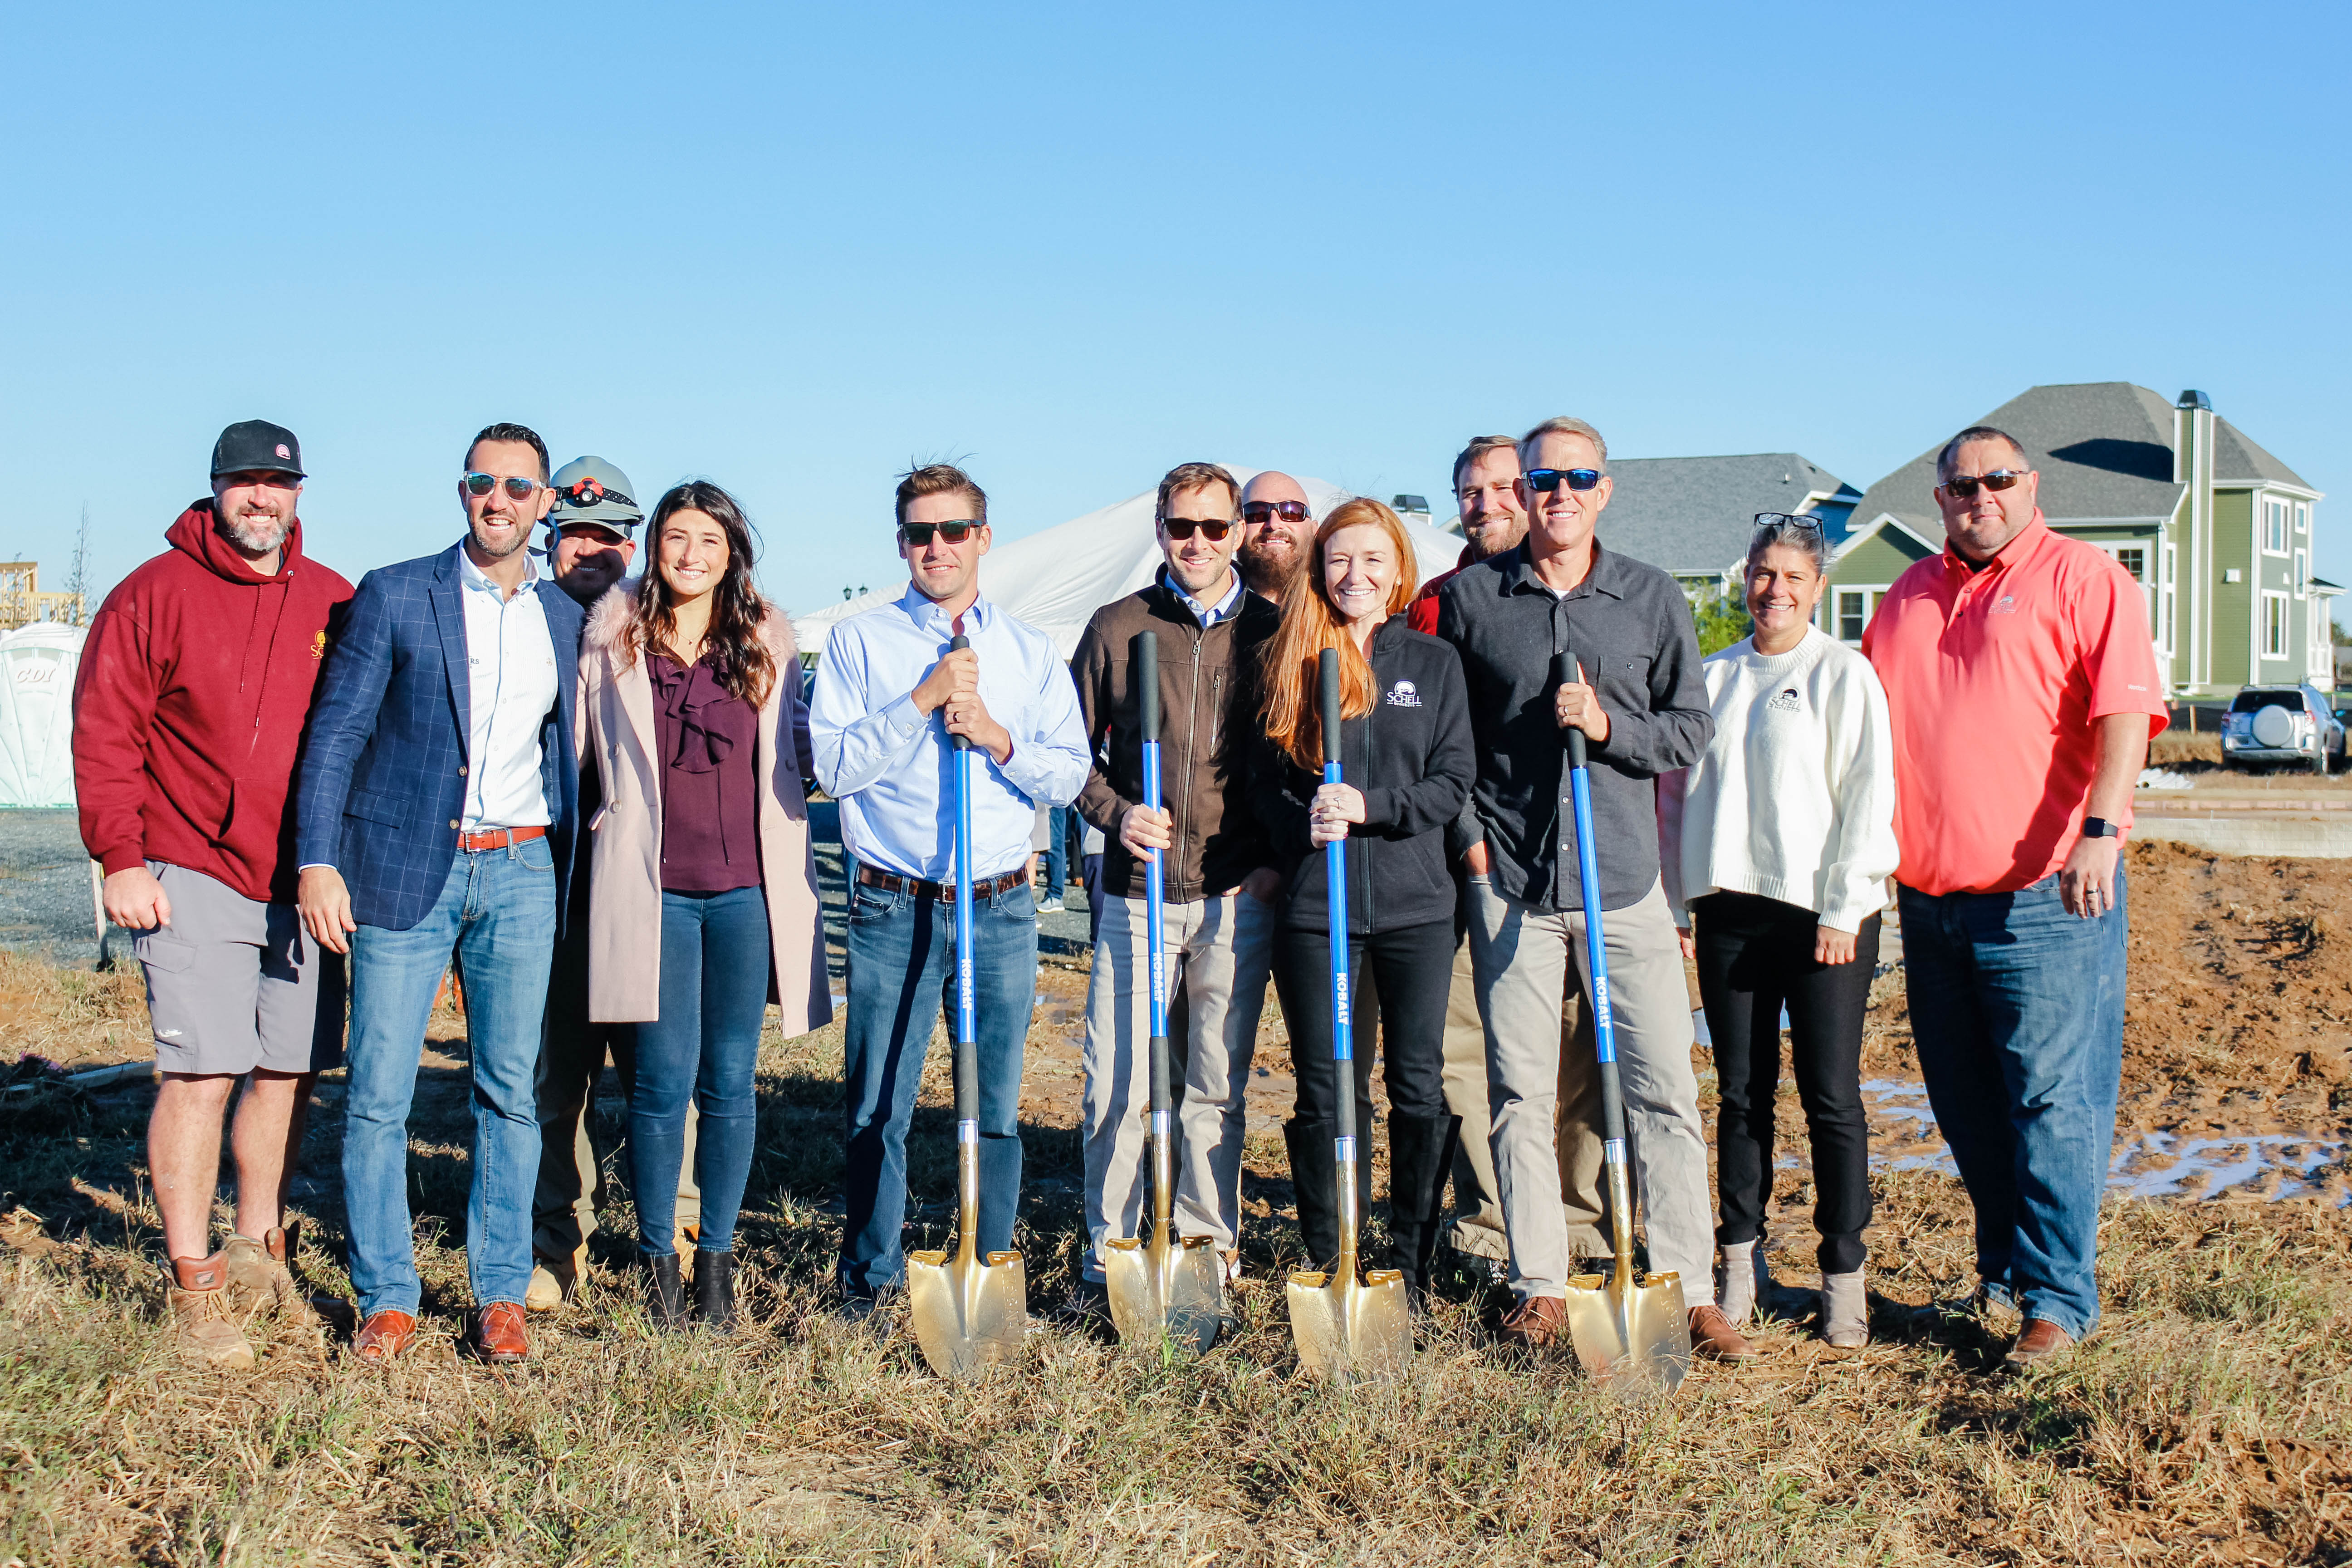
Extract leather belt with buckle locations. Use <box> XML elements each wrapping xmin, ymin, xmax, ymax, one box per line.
<box><xmin>855</xmin><ymin>862</ymin><xmax>1029</xmax><ymax>903</ymax></box>
<box><xmin>458</xmin><ymin>824</ymin><xmax>549</xmax><ymax>853</ymax></box>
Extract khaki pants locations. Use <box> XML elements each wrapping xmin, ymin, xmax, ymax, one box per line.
<box><xmin>1438</xmin><ymin>932</ymin><xmax>1608</xmax><ymax>1263</ymax></box>
<box><xmin>1469</xmin><ymin>876</ymin><xmax>1714</xmax><ymax>1304</ymax></box>
<box><xmin>1082</xmin><ymin>890</ymin><xmax>1275</xmax><ymax>1273</ymax></box>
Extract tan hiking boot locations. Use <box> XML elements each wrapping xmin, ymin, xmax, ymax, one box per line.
<box><xmin>526</xmin><ymin>1245</ymin><xmax>589</xmax><ymax>1312</ymax></box>
<box><xmin>224</xmin><ymin>1225</ymin><xmax>311</xmax><ymax>1322</ymax></box>
<box><xmin>168</xmin><ymin>1254</ymin><xmax>257</xmax><ymax>1371</ymax></box>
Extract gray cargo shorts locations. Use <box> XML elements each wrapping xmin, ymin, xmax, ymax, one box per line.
<box><xmin>133</xmin><ymin>861</ymin><xmax>347</xmax><ymax>1077</ymax></box>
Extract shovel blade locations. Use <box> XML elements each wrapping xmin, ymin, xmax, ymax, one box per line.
<box><xmin>1103</xmin><ymin>1229</ymin><xmax>1225</xmax><ymax>1354</ymax></box>
<box><xmin>906</xmin><ymin>1247</ymin><xmax>1028</xmax><ymax>1380</ymax></box>
<box><xmin>1286</xmin><ymin>1266</ymin><xmax>1411</xmax><ymax>1381</ymax></box>
<box><xmin>1561</xmin><ymin>1267</ymin><xmax>1692</xmax><ymax>1397</ymax></box>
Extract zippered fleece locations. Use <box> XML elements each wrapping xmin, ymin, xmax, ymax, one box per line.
<box><xmin>1252</xmin><ymin>617</ymin><xmax>1476</xmax><ymax>935</ymax></box>
<box><xmin>1071</xmin><ymin>575</ymin><xmax>1279</xmax><ymax>902</ymax></box>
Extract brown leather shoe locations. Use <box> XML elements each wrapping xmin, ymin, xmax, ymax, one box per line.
<box><xmin>167</xmin><ymin>1254</ymin><xmax>257</xmax><ymax>1371</ymax></box>
<box><xmin>474</xmin><ymin>1301</ymin><xmax>529</xmax><ymax>1363</ymax></box>
<box><xmin>352</xmin><ymin>1309</ymin><xmax>418</xmax><ymax>1362</ymax></box>
<box><xmin>1689</xmin><ymin>1303</ymin><xmax>1760</xmax><ymax>1363</ymax></box>
<box><xmin>1498</xmin><ymin>1294</ymin><xmax>1566</xmax><ymax>1351</ymax></box>
<box><xmin>2004</xmin><ymin>1318</ymin><xmax>2075</xmax><ymax>1370</ymax></box>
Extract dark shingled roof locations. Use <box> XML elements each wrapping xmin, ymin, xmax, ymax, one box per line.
<box><xmin>1849</xmin><ymin>382</ymin><xmax>2316</xmax><ymax>540</ymax></box>
<box><xmin>1599</xmin><ymin>453</ymin><xmax>1859</xmax><ymax>579</ymax></box>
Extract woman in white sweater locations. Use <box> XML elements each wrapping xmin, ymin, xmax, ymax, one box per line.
<box><xmin>1660</xmin><ymin>513</ymin><xmax>1898</xmax><ymax>1349</ymax></box>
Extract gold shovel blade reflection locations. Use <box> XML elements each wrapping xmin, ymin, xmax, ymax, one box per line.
<box><xmin>1562</xmin><ymin>1265</ymin><xmax>1692</xmax><ymax>1396</ymax></box>
<box><xmin>1286</xmin><ymin>1263</ymin><xmax>1411</xmax><ymax>1381</ymax></box>
<box><xmin>906</xmin><ymin>1240</ymin><xmax>1027</xmax><ymax>1381</ymax></box>
<box><xmin>1103</xmin><ymin>1222</ymin><xmax>1225</xmax><ymax>1354</ymax></box>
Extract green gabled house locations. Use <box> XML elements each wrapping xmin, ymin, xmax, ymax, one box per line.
<box><xmin>1826</xmin><ymin>382</ymin><xmax>2333</xmax><ymax>696</ymax></box>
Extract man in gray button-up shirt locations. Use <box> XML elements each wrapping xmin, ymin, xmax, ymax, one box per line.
<box><xmin>1432</xmin><ymin>415</ymin><xmax>1754</xmax><ymax>1364</ymax></box>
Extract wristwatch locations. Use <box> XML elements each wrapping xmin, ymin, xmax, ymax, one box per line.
<box><xmin>2080</xmin><ymin>816</ymin><xmax>2120</xmax><ymax>839</ymax></box>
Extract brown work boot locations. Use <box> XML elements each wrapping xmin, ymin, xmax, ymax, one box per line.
<box><xmin>2004</xmin><ymin>1318</ymin><xmax>2075</xmax><ymax>1371</ymax></box>
<box><xmin>224</xmin><ymin>1225</ymin><xmax>312</xmax><ymax>1323</ymax></box>
<box><xmin>1689</xmin><ymin>1304</ymin><xmax>1760</xmax><ymax>1363</ymax></box>
<box><xmin>474</xmin><ymin>1302</ymin><xmax>529</xmax><ymax>1363</ymax></box>
<box><xmin>526</xmin><ymin>1245</ymin><xmax>588</xmax><ymax>1313</ymax></box>
<box><xmin>1498</xmin><ymin>1294</ymin><xmax>1566</xmax><ymax>1352</ymax></box>
<box><xmin>167</xmin><ymin>1254</ymin><xmax>257</xmax><ymax>1371</ymax></box>
<box><xmin>351</xmin><ymin>1309</ymin><xmax>419</xmax><ymax>1363</ymax></box>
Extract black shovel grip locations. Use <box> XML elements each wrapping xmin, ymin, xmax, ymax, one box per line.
<box><xmin>1553</xmin><ymin>648</ymin><xmax>1587</xmax><ymax>770</ymax></box>
<box><xmin>1318</xmin><ymin>647</ymin><xmax>1342</xmax><ymax>767</ymax></box>
<box><xmin>948</xmin><ymin>633</ymin><xmax>971</xmax><ymax>751</ymax></box>
<box><xmin>1136</xmin><ymin>631</ymin><xmax>1159</xmax><ymax>743</ymax></box>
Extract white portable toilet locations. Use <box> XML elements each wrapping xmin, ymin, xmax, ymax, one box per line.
<box><xmin>0</xmin><ymin>623</ymin><xmax>87</xmax><ymax>808</ymax></box>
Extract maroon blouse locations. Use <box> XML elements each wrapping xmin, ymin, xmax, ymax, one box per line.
<box><xmin>648</xmin><ymin>651</ymin><xmax>761</xmax><ymax>894</ymax></box>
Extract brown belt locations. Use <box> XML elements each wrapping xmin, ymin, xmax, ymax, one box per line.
<box><xmin>855</xmin><ymin>862</ymin><xmax>1029</xmax><ymax>903</ymax></box>
<box><xmin>458</xmin><ymin>824</ymin><xmax>548</xmax><ymax>853</ymax></box>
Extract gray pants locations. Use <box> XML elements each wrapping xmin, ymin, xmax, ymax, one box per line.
<box><xmin>1082</xmin><ymin>890</ymin><xmax>1274</xmax><ymax>1273</ymax></box>
<box><xmin>1438</xmin><ymin>931</ymin><xmax>1607</xmax><ymax>1262</ymax></box>
<box><xmin>1470</xmin><ymin>875</ymin><xmax>1714</xmax><ymax>1305</ymax></box>
<box><xmin>137</xmin><ymin>861</ymin><xmax>344</xmax><ymax>1076</ymax></box>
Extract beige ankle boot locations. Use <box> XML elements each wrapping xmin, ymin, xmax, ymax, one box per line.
<box><xmin>1821</xmin><ymin>1270</ymin><xmax>1868</xmax><ymax>1348</ymax></box>
<box><xmin>168</xmin><ymin>1254</ymin><xmax>257</xmax><ymax>1371</ymax></box>
<box><xmin>1716</xmin><ymin>1240</ymin><xmax>1760</xmax><ymax>1325</ymax></box>
<box><xmin>224</xmin><ymin>1225</ymin><xmax>311</xmax><ymax>1323</ymax></box>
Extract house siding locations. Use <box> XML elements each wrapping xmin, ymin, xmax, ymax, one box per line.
<box><xmin>1832</xmin><ymin>530</ymin><xmax>1936</xmax><ymax>587</ymax></box>
<box><xmin>2211</xmin><ymin>490</ymin><xmax>2253</xmax><ymax>688</ymax></box>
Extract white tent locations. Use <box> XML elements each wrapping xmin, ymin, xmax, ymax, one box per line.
<box><xmin>793</xmin><ymin>470</ymin><xmax>1467</xmax><ymax>658</ymax></box>
<box><xmin>0</xmin><ymin>623</ymin><xmax>86</xmax><ymax>808</ymax></box>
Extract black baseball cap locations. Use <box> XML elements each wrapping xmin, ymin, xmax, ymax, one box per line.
<box><xmin>211</xmin><ymin>419</ymin><xmax>306</xmax><ymax>480</ymax></box>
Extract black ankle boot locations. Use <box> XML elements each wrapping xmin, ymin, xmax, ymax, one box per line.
<box><xmin>1383</xmin><ymin>1112</ymin><xmax>1462</xmax><ymax>1298</ymax></box>
<box><xmin>1283</xmin><ymin>1117</ymin><xmax>1340</xmax><ymax>1271</ymax></box>
<box><xmin>692</xmin><ymin>1249</ymin><xmax>736</xmax><ymax>1329</ymax></box>
<box><xmin>642</xmin><ymin>1251</ymin><xmax>684</xmax><ymax>1329</ymax></box>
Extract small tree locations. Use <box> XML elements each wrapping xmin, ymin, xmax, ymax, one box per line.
<box><xmin>1690</xmin><ymin>584</ymin><xmax>1752</xmax><ymax>656</ymax></box>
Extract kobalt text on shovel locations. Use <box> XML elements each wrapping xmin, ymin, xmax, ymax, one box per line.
<box><xmin>1553</xmin><ymin>648</ymin><xmax>1693</xmax><ymax>1396</ymax></box>
<box><xmin>1102</xmin><ymin>630</ymin><xmax>1225</xmax><ymax>1352</ymax></box>
<box><xmin>906</xmin><ymin>632</ymin><xmax>1029</xmax><ymax>1378</ymax></box>
<box><xmin>1286</xmin><ymin>647</ymin><xmax>1411</xmax><ymax>1379</ymax></box>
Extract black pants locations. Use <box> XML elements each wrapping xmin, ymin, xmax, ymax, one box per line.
<box><xmin>1273</xmin><ymin>918</ymin><xmax>1452</xmax><ymax>1127</ymax></box>
<box><xmin>1692</xmin><ymin>892</ymin><xmax>1879</xmax><ymax>1274</ymax></box>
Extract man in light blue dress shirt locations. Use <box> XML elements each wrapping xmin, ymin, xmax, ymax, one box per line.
<box><xmin>808</xmin><ymin>463</ymin><xmax>1088</xmax><ymax>1309</ymax></box>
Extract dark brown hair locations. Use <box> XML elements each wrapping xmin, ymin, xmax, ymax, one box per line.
<box><xmin>465</xmin><ymin>421</ymin><xmax>549</xmax><ymax>481</ymax></box>
<box><xmin>895</xmin><ymin>463</ymin><xmax>987</xmax><ymax>529</ymax></box>
<box><xmin>628</xmin><ymin>480</ymin><xmax>775</xmax><ymax>710</ymax></box>
<box><xmin>1155</xmin><ymin>461</ymin><xmax>1240</xmax><ymax>521</ymax></box>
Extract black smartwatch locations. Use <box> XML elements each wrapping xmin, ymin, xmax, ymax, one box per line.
<box><xmin>2080</xmin><ymin>816</ymin><xmax>2119</xmax><ymax>839</ymax></box>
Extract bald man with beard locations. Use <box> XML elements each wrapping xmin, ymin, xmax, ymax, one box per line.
<box><xmin>1236</xmin><ymin>470</ymin><xmax>1314</xmax><ymax>604</ymax></box>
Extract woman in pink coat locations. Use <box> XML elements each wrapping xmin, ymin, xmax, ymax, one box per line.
<box><xmin>577</xmin><ymin>481</ymin><xmax>832</xmax><ymax>1328</ymax></box>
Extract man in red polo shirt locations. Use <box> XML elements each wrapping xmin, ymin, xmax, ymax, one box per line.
<box><xmin>1863</xmin><ymin>424</ymin><xmax>2164</xmax><ymax>1371</ymax></box>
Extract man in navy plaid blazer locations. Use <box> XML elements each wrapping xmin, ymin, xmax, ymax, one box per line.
<box><xmin>296</xmin><ymin>422</ymin><xmax>584</xmax><ymax>1366</ymax></box>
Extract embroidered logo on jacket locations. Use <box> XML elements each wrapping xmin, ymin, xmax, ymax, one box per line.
<box><xmin>1765</xmin><ymin>687</ymin><xmax>1802</xmax><ymax>713</ymax></box>
<box><xmin>1385</xmin><ymin>679</ymin><xmax>1421</xmax><ymax>708</ymax></box>
<box><xmin>310</xmin><ymin>630</ymin><xmax>329</xmax><ymax>660</ymax></box>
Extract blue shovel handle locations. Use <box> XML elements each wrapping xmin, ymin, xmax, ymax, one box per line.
<box><xmin>1137</xmin><ymin>632</ymin><xmax>1168</xmax><ymax>1124</ymax></box>
<box><xmin>949</xmin><ymin>634</ymin><xmax>976</xmax><ymax>1130</ymax></box>
<box><xmin>1556</xmin><ymin>648</ymin><xmax>1627</xmax><ymax>1151</ymax></box>
<box><xmin>1318</xmin><ymin>649</ymin><xmax>1355</xmax><ymax>1152</ymax></box>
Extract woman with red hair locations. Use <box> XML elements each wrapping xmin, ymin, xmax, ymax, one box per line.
<box><xmin>1254</xmin><ymin>499</ymin><xmax>1475</xmax><ymax>1302</ymax></box>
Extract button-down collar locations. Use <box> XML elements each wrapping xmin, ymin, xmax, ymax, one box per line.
<box><xmin>1159</xmin><ymin>565</ymin><xmax>1245</xmax><ymax>627</ymax></box>
<box><xmin>1502</xmin><ymin>539</ymin><xmax>1632</xmax><ymax>602</ymax></box>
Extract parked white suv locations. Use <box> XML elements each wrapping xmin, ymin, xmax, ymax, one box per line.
<box><xmin>2221</xmin><ymin>684</ymin><xmax>2346</xmax><ymax>774</ymax></box>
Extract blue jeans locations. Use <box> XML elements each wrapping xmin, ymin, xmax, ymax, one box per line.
<box><xmin>1044</xmin><ymin>806</ymin><xmax>1070</xmax><ymax>893</ymax></box>
<box><xmin>838</xmin><ymin>877</ymin><xmax>1036</xmax><ymax>1297</ymax></box>
<box><xmin>631</xmin><ymin>887</ymin><xmax>770</xmax><ymax>1257</ymax></box>
<box><xmin>1898</xmin><ymin>868</ymin><xmax>2127</xmax><ymax>1340</ymax></box>
<box><xmin>343</xmin><ymin>839</ymin><xmax>557</xmax><ymax>1318</ymax></box>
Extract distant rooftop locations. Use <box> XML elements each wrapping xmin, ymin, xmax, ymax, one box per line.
<box><xmin>1598</xmin><ymin>453</ymin><xmax>1859</xmax><ymax>580</ymax></box>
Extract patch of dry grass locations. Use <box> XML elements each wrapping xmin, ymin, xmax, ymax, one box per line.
<box><xmin>3</xmin><ymin>975</ymin><xmax>2349</xmax><ymax>1564</ymax></box>
<box><xmin>2151</xmin><ymin>729</ymin><xmax>2224</xmax><ymax>768</ymax></box>
<box><xmin>0</xmin><ymin>945</ymin><xmax>148</xmax><ymax>1072</ymax></box>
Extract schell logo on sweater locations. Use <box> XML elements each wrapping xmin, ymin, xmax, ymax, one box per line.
<box><xmin>1385</xmin><ymin>679</ymin><xmax>1421</xmax><ymax>708</ymax></box>
<box><xmin>1765</xmin><ymin>687</ymin><xmax>1802</xmax><ymax>713</ymax></box>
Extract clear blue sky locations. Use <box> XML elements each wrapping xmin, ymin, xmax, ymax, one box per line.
<box><xmin>5</xmin><ymin>2</ymin><xmax>2346</xmax><ymax>613</ymax></box>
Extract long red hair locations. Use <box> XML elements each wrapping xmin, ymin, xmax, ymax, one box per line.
<box><xmin>1258</xmin><ymin>498</ymin><xmax>1421</xmax><ymax>770</ymax></box>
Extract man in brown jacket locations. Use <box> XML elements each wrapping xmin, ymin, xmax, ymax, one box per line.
<box><xmin>1073</xmin><ymin>461</ymin><xmax>1282</xmax><ymax>1289</ymax></box>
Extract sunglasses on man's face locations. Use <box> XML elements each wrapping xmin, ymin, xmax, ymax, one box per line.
<box><xmin>900</xmin><ymin>520</ymin><xmax>980</xmax><ymax>547</ymax></box>
<box><xmin>1240</xmin><ymin>500</ymin><xmax>1310</xmax><ymax>525</ymax></box>
<box><xmin>464</xmin><ymin>471</ymin><xmax>547</xmax><ymax>502</ymax></box>
<box><xmin>1161</xmin><ymin>518</ymin><xmax>1234</xmax><ymax>541</ymax></box>
<box><xmin>1940</xmin><ymin>470</ymin><xmax>2029</xmax><ymax>500</ymax></box>
<box><xmin>1524</xmin><ymin>468</ymin><xmax>1602</xmax><ymax>493</ymax></box>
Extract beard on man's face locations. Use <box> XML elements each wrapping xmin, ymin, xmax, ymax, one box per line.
<box><xmin>218</xmin><ymin>510</ymin><xmax>292</xmax><ymax>557</ymax></box>
<box><xmin>1238</xmin><ymin>533</ymin><xmax>1302</xmax><ymax>588</ymax></box>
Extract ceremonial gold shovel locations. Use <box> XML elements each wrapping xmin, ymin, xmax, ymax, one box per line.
<box><xmin>1103</xmin><ymin>631</ymin><xmax>1226</xmax><ymax>1352</ymax></box>
<box><xmin>1554</xmin><ymin>652</ymin><xmax>1691</xmax><ymax>1396</ymax></box>
<box><xmin>1286</xmin><ymin>649</ymin><xmax>1411</xmax><ymax>1379</ymax></box>
<box><xmin>906</xmin><ymin>635</ymin><xmax>1028</xmax><ymax>1378</ymax></box>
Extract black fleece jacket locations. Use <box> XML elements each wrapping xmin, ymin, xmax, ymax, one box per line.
<box><xmin>1251</xmin><ymin>617</ymin><xmax>1475</xmax><ymax>936</ymax></box>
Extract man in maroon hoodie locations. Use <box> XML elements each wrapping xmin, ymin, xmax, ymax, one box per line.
<box><xmin>74</xmin><ymin>419</ymin><xmax>355</xmax><ymax>1370</ymax></box>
